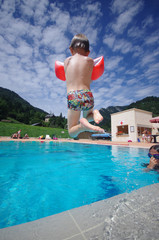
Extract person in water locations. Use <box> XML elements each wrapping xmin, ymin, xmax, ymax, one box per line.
<box><xmin>142</xmin><ymin>145</ymin><xmax>159</xmax><ymax>170</ymax></box>
<box><xmin>147</xmin><ymin>145</ymin><xmax>159</xmax><ymax>170</ymax></box>
<box><xmin>64</xmin><ymin>34</ymin><xmax>104</xmax><ymax>138</ymax></box>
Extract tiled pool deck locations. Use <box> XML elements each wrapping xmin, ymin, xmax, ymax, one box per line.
<box><xmin>0</xmin><ymin>137</ymin><xmax>159</xmax><ymax>239</ymax></box>
<box><xmin>0</xmin><ymin>183</ymin><xmax>159</xmax><ymax>240</ymax></box>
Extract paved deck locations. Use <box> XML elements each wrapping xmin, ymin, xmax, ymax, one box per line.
<box><xmin>0</xmin><ymin>136</ymin><xmax>155</xmax><ymax>149</ymax></box>
<box><xmin>0</xmin><ymin>183</ymin><xmax>159</xmax><ymax>240</ymax></box>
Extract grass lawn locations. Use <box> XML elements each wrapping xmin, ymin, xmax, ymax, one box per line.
<box><xmin>0</xmin><ymin>122</ymin><xmax>69</xmax><ymax>138</ymax></box>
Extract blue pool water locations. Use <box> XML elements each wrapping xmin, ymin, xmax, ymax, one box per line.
<box><xmin>0</xmin><ymin>141</ymin><xmax>158</xmax><ymax>228</ymax></box>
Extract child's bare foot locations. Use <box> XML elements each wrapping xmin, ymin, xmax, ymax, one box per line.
<box><xmin>80</xmin><ymin>118</ymin><xmax>105</xmax><ymax>133</ymax></box>
<box><xmin>93</xmin><ymin>109</ymin><xmax>103</xmax><ymax>124</ymax></box>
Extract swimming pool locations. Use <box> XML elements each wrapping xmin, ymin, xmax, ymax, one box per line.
<box><xmin>0</xmin><ymin>141</ymin><xmax>158</xmax><ymax>228</ymax></box>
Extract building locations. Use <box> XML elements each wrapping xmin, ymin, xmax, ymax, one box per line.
<box><xmin>45</xmin><ymin>114</ymin><xmax>54</xmax><ymax>122</ymax></box>
<box><xmin>111</xmin><ymin>108</ymin><xmax>159</xmax><ymax>142</ymax></box>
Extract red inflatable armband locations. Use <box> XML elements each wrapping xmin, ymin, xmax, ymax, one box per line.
<box><xmin>91</xmin><ymin>56</ymin><xmax>104</xmax><ymax>80</ymax></box>
<box><xmin>55</xmin><ymin>56</ymin><xmax>104</xmax><ymax>81</ymax></box>
<box><xmin>55</xmin><ymin>61</ymin><xmax>66</xmax><ymax>81</ymax></box>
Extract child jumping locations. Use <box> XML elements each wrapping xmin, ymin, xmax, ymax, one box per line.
<box><xmin>64</xmin><ymin>34</ymin><xmax>104</xmax><ymax>138</ymax></box>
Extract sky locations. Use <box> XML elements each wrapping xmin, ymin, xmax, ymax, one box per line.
<box><xmin>0</xmin><ymin>0</ymin><xmax>159</xmax><ymax>117</ymax></box>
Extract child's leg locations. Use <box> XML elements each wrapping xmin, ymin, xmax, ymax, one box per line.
<box><xmin>67</xmin><ymin>109</ymin><xmax>81</xmax><ymax>138</ymax></box>
<box><xmin>83</xmin><ymin>109</ymin><xmax>103</xmax><ymax>124</ymax></box>
<box><xmin>68</xmin><ymin>109</ymin><xmax>104</xmax><ymax>138</ymax></box>
<box><xmin>80</xmin><ymin>118</ymin><xmax>105</xmax><ymax>134</ymax></box>
<box><xmin>80</xmin><ymin>109</ymin><xmax>104</xmax><ymax>135</ymax></box>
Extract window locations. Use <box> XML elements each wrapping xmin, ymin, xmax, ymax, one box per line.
<box><xmin>137</xmin><ymin>127</ymin><xmax>152</xmax><ymax>136</ymax></box>
<box><xmin>116</xmin><ymin>125</ymin><xmax>128</xmax><ymax>136</ymax></box>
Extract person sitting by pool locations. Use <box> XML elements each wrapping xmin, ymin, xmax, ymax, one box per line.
<box><xmin>142</xmin><ymin>130</ymin><xmax>152</xmax><ymax>143</ymax></box>
<box><xmin>11</xmin><ymin>132</ymin><xmax>18</xmax><ymax>139</ymax></box>
<box><xmin>142</xmin><ymin>145</ymin><xmax>159</xmax><ymax>170</ymax></box>
<box><xmin>52</xmin><ymin>135</ymin><xmax>58</xmax><ymax>140</ymax></box>
<box><xmin>23</xmin><ymin>133</ymin><xmax>29</xmax><ymax>139</ymax></box>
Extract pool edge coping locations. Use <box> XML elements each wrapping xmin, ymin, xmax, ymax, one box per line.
<box><xmin>0</xmin><ymin>183</ymin><xmax>159</xmax><ymax>240</ymax></box>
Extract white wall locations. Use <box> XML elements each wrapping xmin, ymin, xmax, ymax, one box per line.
<box><xmin>111</xmin><ymin>108</ymin><xmax>153</xmax><ymax>142</ymax></box>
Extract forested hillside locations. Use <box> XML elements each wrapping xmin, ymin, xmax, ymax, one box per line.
<box><xmin>0</xmin><ymin>87</ymin><xmax>67</xmax><ymax>128</ymax></box>
<box><xmin>126</xmin><ymin>96</ymin><xmax>159</xmax><ymax>114</ymax></box>
<box><xmin>0</xmin><ymin>87</ymin><xmax>47</xmax><ymax>124</ymax></box>
<box><xmin>99</xmin><ymin>96</ymin><xmax>159</xmax><ymax>131</ymax></box>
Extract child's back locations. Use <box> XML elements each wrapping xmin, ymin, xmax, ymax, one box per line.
<box><xmin>64</xmin><ymin>50</ymin><xmax>94</xmax><ymax>93</ymax></box>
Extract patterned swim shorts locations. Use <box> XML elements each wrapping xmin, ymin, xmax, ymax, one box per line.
<box><xmin>67</xmin><ymin>89</ymin><xmax>94</xmax><ymax>111</ymax></box>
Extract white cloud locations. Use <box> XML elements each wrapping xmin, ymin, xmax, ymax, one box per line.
<box><xmin>15</xmin><ymin>41</ymin><xmax>33</xmax><ymax>58</ymax></box>
<box><xmin>68</xmin><ymin>2</ymin><xmax>102</xmax><ymax>45</ymax></box>
<box><xmin>0</xmin><ymin>0</ymin><xmax>15</xmax><ymax>13</ymax></box>
<box><xmin>103</xmin><ymin>34</ymin><xmax>115</xmax><ymax>49</ymax></box>
<box><xmin>50</xmin><ymin>3</ymin><xmax>70</xmax><ymax>31</ymax></box>
<box><xmin>113</xmin><ymin>39</ymin><xmax>132</xmax><ymax>54</ymax></box>
<box><xmin>0</xmin><ymin>36</ymin><xmax>15</xmax><ymax>54</ymax></box>
<box><xmin>144</xmin><ymin>32</ymin><xmax>159</xmax><ymax>45</ymax></box>
<box><xmin>132</xmin><ymin>45</ymin><xmax>143</xmax><ymax>58</ymax></box>
<box><xmin>85</xmin><ymin>2</ymin><xmax>102</xmax><ymax>15</ymax></box>
<box><xmin>106</xmin><ymin>56</ymin><xmax>123</xmax><ymax>70</ymax></box>
<box><xmin>20</xmin><ymin>4</ymin><xmax>34</xmax><ymax>18</ymax></box>
<box><xmin>140</xmin><ymin>52</ymin><xmax>156</xmax><ymax>66</ymax></box>
<box><xmin>136</xmin><ymin>86</ymin><xmax>157</xmax><ymax>98</ymax></box>
<box><xmin>110</xmin><ymin>0</ymin><xmax>143</xmax><ymax>34</ymax></box>
<box><xmin>126</xmin><ymin>78</ymin><xmax>137</xmax><ymax>86</ymax></box>
<box><xmin>20</xmin><ymin>0</ymin><xmax>49</xmax><ymax>24</ymax></box>
<box><xmin>126</xmin><ymin>69</ymin><xmax>138</xmax><ymax>75</ymax></box>
<box><xmin>127</xmin><ymin>26</ymin><xmax>145</xmax><ymax>40</ymax></box>
<box><xmin>42</xmin><ymin>26</ymin><xmax>69</xmax><ymax>53</ymax></box>
<box><xmin>111</xmin><ymin>0</ymin><xmax>134</xmax><ymax>14</ymax></box>
<box><xmin>142</xmin><ymin>15</ymin><xmax>154</xmax><ymax>29</ymax></box>
<box><xmin>144</xmin><ymin>62</ymin><xmax>159</xmax><ymax>81</ymax></box>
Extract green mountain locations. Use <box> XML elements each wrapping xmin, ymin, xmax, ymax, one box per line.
<box><xmin>126</xmin><ymin>96</ymin><xmax>159</xmax><ymax>114</ymax></box>
<box><xmin>99</xmin><ymin>96</ymin><xmax>159</xmax><ymax>131</ymax></box>
<box><xmin>1</xmin><ymin>87</ymin><xmax>158</xmax><ymax>131</ymax></box>
<box><xmin>0</xmin><ymin>87</ymin><xmax>48</xmax><ymax>124</ymax></box>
